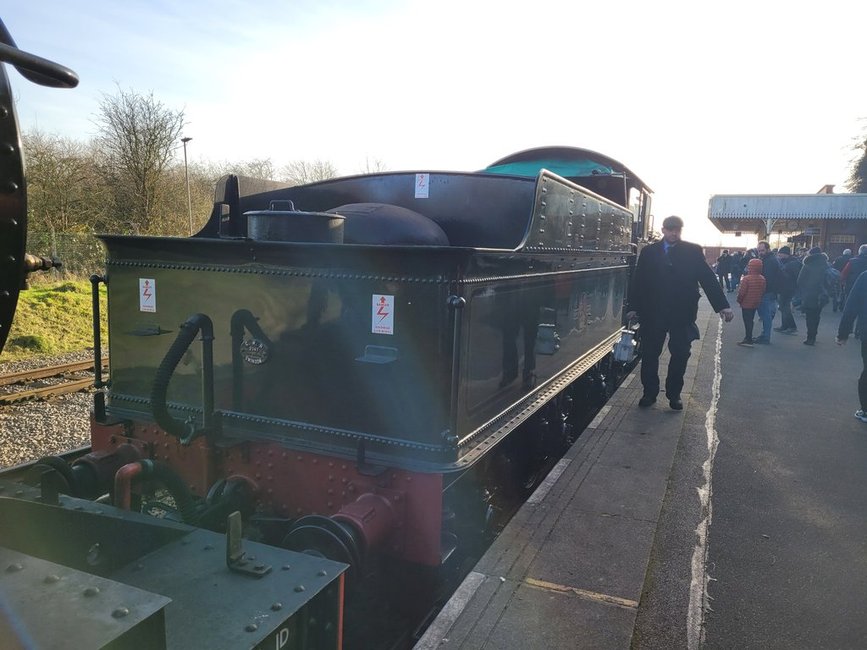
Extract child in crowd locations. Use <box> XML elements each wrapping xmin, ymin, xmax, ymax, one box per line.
<box><xmin>736</xmin><ymin>258</ymin><xmax>767</xmax><ymax>346</ymax></box>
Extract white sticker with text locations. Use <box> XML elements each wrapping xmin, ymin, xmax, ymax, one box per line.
<box><xmin>372</xmin><ymin>294</ymin><xmax>394</xmax><ymax>335</ymax></box>
<box><xmin>415</xmin><ymin>173</ymin><xmax>430</xmax><ymax>199</ymax></box>
<box><xmin>139</xmin><ymin>278</ymin><xmax>156</xmax><ymax>312</ymax></box>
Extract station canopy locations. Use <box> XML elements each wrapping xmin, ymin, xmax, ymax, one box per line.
<box><xmin>709</xmin><ymin>194</ymin><xmax>867</xmax><ymax>235</ymax></box>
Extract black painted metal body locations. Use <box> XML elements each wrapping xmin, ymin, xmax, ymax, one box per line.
<box><xmin>101</xmin><ymin>164</ymin><xmax>647</xmax><ymax>472</ymax></box>
<box><xmin>0</xmin><ymin>19</ymin><xmax>77</xmax><ymax>352</ymax></box>
<box><xmin>0</xmin><ymin>37</ymin><xmax>28</xmax><ymax>354</ymax></box>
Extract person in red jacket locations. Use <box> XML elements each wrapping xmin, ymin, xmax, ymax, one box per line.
<box><xmin>736</xmin><ymin>257</ymin><xmax>767</xmax><ymax>347</ymax></box>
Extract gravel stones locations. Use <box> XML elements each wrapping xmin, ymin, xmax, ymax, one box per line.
<box><xmin>0</xmin><ymin>351</ymin><xmax>96</xmax><ymax>469</ymax></box>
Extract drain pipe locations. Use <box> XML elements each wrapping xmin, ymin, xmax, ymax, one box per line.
<box><xmin>150</xmin><ymin>313</ymin><xmax>215</xmax><ymax>445</ymax></box>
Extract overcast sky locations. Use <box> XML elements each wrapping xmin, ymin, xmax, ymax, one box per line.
<box><xmin>4</xmin><ymin>1</ymin><xmax>867</xmax><ymax>246</ymax></box>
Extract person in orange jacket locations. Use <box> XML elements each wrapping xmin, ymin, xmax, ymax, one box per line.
<box><xmin>736</xmin><ymin>257</ymin><xmax>767</xmax><ymax>346</ymax></box>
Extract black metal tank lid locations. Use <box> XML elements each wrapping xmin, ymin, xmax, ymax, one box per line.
<box><xmin>244</xmin><ymin>200</ymin><xmax>345</xmax><ymax>244</ymax></box>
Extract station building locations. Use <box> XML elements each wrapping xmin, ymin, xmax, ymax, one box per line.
<box><xmin>708</xmin><ymin>185</ymin><xmax>867</xmax><ymax>258</ymax></box>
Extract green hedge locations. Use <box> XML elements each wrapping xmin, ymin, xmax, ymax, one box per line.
<box><xmin>27</xmin><ymin>232</ymin><xmax>106</xmax><ymax>278</ymax></box>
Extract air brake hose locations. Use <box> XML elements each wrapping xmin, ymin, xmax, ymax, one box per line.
<box><xmin>34</xmin><ymin>455</ymin><xmax>79</xmax><ymax>497</ymax></box>
<box><xmin>150</xmin><ymin>313</ymin><xmax>214</xmax><ymax>444</ymax></box>
<box><xmin>114</xmin><ymin>460</ymin><xmax>198</xmax><ymax>524</ymax></box>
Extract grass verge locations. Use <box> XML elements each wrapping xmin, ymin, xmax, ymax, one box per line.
<box><xmin>2</xmin><ymin>280</ymin><xmax>107</xmax><ymax>361</ymax></box>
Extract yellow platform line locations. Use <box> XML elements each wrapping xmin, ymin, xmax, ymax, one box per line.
<box><xmin>524</xmin><ymin>577</ymin><xmax>639</xmax><ymax>609</ymax></box>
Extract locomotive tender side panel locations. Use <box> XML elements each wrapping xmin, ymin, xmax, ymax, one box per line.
<box><xmin>452</xmin><ymin>172</ymin><xmax>634</xmax><ymax>459</ymax></box>
<box><xmin>99</xmin><ymin>168</ymin><xmax>637</xmax><ymax>472</ymax></box>
<box><xmin>102</xmin><ymin>237</ymin><xmax>459</xmax><ymax>464</ymax></box>
<box><xmin>460</xmin><ymin>264</ymin><xmax>627</xmax><ymax>433</ymax></box>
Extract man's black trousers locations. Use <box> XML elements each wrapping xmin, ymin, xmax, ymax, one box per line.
<box><xmin>639</xmin><ymin>322</ymin><xmax>696</xmax><ymax>399</ymax></box>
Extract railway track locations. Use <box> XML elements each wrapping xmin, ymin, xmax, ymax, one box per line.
<box><xmin>0</xmin><ymin>358</ymin><xmax>107</xmax><ymax>405</ymax></box>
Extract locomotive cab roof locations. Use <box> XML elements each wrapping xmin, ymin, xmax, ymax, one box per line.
<box><xmin>483</xmin><ymin>146</ymin><xmax>652</xmax><ymax>211</ymax></box>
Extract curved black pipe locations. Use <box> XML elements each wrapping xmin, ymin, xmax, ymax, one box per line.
<box><xmin>0</xmin><ymin>19</ymin><xmax>77</xmax><ymax>356</ymax></box>
<box><xmin>135</xmin><ymin>460</ymin><xmax>198</xmax><ymax>524</ymax></box>
<box><xmin>90</xmin><ymin>274</ymin><xmax>107</xmax><ymax>421</ymax></box>
<box><xmin>230</xmin><ymin>309</ymin><xmax>272</xmax><ymax>410</ymax></box>
<box><xmin>34</xmin><ymin>455</ymin><xmax>79</xmax><ymax>497</ymax></box>
<box><xmin>197</xmin><ymin>478</ymin><xmax>255</xmax><ymax>531</ymax></box>
<box><xmin>150</xmin><ymin>313</ymin><xmax>214</xmax><ymax>444</ymax></box>
<box><xmin>90</xmin><ymin>275</ymin><xmax>105</xmax><ymax>388</ymax></box>
<box><xmin>0</xmin><ymin>20</ymin><xmax>79</xmax><ymax>88</ymax></box>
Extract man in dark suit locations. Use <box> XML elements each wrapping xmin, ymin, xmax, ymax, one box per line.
<box><xmin>626</xmin><ymin>216</ymin><xmax>734</xmax><ymax>410</ymax></box>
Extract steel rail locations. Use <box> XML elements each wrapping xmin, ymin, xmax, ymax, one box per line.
<box><xmin>0</xmin><ymin>358</ymin><xmax>107</xmax><ymax>387</ymax></box>
<box><xmin>0</xmin><ymin>377</ymin><xmax>95</xmax><ymax>405</ymax></box>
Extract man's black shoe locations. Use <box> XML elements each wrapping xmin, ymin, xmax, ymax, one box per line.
<box><xmin>638</xmin><ymin>395</ymin><xmax>656</xmax><ymax>408</ymax></box>
<box><xmin>669</xmin><ymin>397</ymin><xmax>684</xmax><ymax>410</ymax></box>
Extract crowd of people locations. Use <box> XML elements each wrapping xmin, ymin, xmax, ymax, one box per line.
<box><xmin>715</xmin><ymin>244</ymin><xmax>862</xmax><ymax>347</ymax></box>
<box><xmin>628</xmin><ymin>219</ymin><xmax>867</xmax><ymax>425</ymax></box>
<box><xmin>718</xmin><ymin>242</ymin><xmax>867</xmax><ymax>425</ymax></box>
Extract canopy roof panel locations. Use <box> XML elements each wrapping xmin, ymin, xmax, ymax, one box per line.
<box><xmin>709</xmin><ymin>194</ymin><xmax>867</xmax><ymax>232</ymax></box>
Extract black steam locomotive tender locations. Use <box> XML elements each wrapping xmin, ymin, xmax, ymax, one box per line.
<box><xmin>0</xmin><ymin>16</ymin><xmax>652</xmax><ymax>649</ymax></box>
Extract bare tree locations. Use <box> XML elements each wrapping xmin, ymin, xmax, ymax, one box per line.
<box><xmin>280</xmin><ymin>159</ymin><xmax>339</xmax><ymax>185</ymax></box>
<box><xmin>358</xmin><ymin>157</ymin><xmax>389</xmax><ymax>174</ymax></box>
<box><xmin>233</xmin><ymin>158</ymin><xmax>276</xmax><ymax>181</ymax></box>
<box><xmin>847</xmin><ymin>134</ymin><xmax>867</xmax><ymax>193</ymax></box>
<box><xmin>94</xmin><ymin>86</ymin><xmax>185</xmax><ymax>233</ymax></box>
<box><xmin>201</xmin><ymin>157</ymin><xmax>277</xmax><ymax>183</ymax></box>
<box><xmin>23</xmin><ymin>131</ymin><xmax>109</xmax><ymax>236</ymax></box>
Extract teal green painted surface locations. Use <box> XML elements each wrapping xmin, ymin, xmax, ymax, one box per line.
<box><xmin>484</xmin><ymin>159</ymin><xmax>614</xmax><ymax>178</ymax></box>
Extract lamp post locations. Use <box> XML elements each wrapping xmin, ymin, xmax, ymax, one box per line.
<box><xmin>181</xmin><ymin>136</ymin><xmax>193</xmax><ymax>235</ymax></box>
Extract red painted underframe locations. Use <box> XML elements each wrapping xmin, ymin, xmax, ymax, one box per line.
<box><xmin>90</xmin><ymin>416</ymin><xmax>445</xmax><ymax>565</ymax></box>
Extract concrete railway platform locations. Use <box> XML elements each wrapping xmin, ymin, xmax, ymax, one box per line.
<box><xmin>416</xmin><ymin>298</ymin><xmax>866</xmax><ymax>649</ymax></box>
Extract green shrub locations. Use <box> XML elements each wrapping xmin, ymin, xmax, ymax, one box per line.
<box><xmin>1</xmin><ymin>280</ymin><xmax>107</xmax><ymax>361</ymax></box>
<box><xmin>7</xmin><ymin>334</ymin><xmax>56</xmax><ymax>354</ymax></box>
<box><xmin>53</xmin><ymin>282</ymin><xmax>85</xmax><ymax>293</ymax></box>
